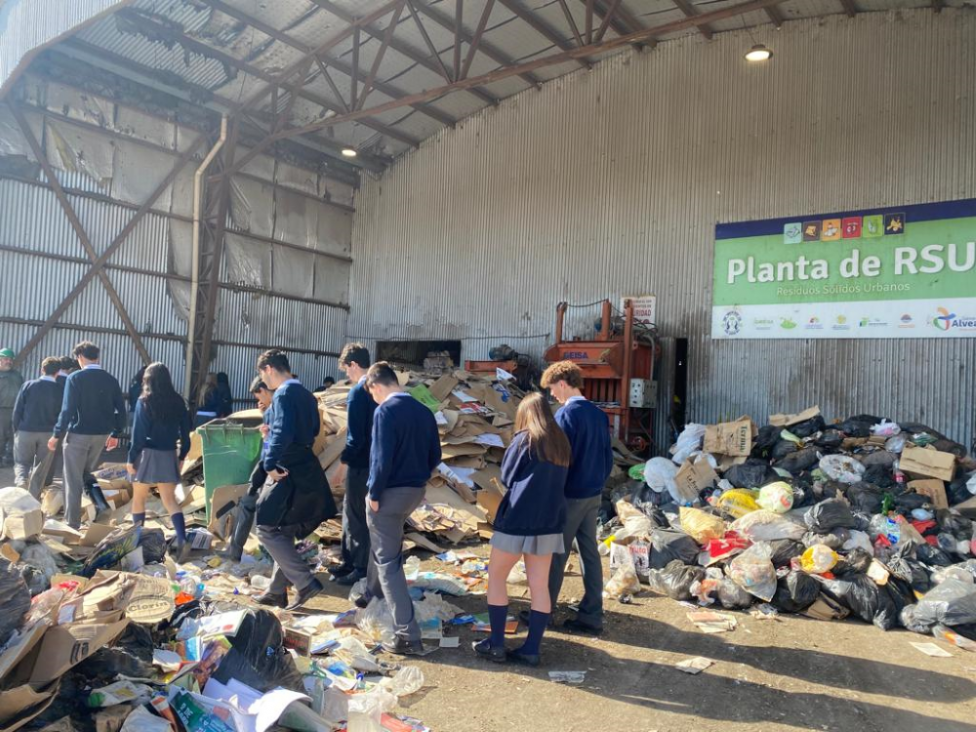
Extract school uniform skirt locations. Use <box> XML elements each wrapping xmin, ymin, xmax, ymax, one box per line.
<box><xmin>133</xmin><ymin>448</ymin><xmax>180</xmax><ymax>484</ymax></box>
<box><xmin>490</xmin><ymin>531</ymin><xmax>564</xmax><ymax>556</ymax></box>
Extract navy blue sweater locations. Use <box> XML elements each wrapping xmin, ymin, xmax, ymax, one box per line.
<box><xmin>128</xmin><ymin>398</ymin><xmax>192</xmax><ymax>463</ymax></box>
<box><xmin>264</xmin><ymin>380</ymin><xmax>320</xmax><ymax>471</ymax></box>
<box><xmin>368</xmin><ymin>392</ymin><xmax>441</xmax><ymax>500</ymax></box>
<box><xmin>341</xmin><ymin>379</ymin><xmax>377</xmax><ymax>469</ymax></box>
<box><xmin>13</xmin><ymin>377</ymin><xmax>63</xmax><ymax>433</ymax></box>
<box><xmin>495</xmin><ymin>432</ymin><xmax>568</xmax><ymax>536</ymax></box>
<box><xmin>555</xmin><ymin>397</ymin><xmax>614</xmax><ymax>499</ymax></box>
<box><xmin>53</xmin><ymin>366</ymin><xmax>127</xmax><ymax>438</ymax></box>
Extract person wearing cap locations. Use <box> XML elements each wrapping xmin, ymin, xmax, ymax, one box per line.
<box><xmin>12</xmin><ymin>357</ymin><xmax>62</xmax><ymax>498</ymax></box>
<box><xmin>0</xmin><ymin>348</ymin><xmax>25</xmax><ymax>468</ymax></box>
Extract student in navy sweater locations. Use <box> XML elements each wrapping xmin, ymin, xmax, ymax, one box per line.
<box><xmin>45</xmin><ymin>356</ymin><xmax>78</xmax><ymax>486</ymax></box>
<box><xmin>194</xmin><ymin>373</ymin><xmax>221</xmax><ymax>428</ymax></box>
<box><xmin>49</xmin><ymin>342</ymin><xmax>127</xmax><ymax>529</ymax></box>
<box><xmin>331</xmin><ymin>343</ymin><xmax>377</xmax><ymax>586</ymax></box>
<box><xmin>253</xmin><ymin>350</ymin><xmax>336</xmax><ymax>611</ymax></box>
<box><xmin>541</xmin><ymin>360</ymin><xmax>614</xmax><ymax>635</ymax></box>
<box><xmin>474</xmin><ymin>393</ymin><xmax>571</xmax><ymax>666</ymax></box>
<box><xmin>12</xmin><ymin>357</ymin><xmax>63</xmax><ymax>498</ymax></box>
<box><xmin>126</xmin><ymin>363</ymin><xmax>192</xmax><ymax>561</ymax></box>
<box><xmin>355</xmin><ymin>362</ymin><xmax>441</xmax><ymax>656</ymax></box>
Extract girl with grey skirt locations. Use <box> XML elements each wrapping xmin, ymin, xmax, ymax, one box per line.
<box><xmin>474</xmin><ymin>392</ymin><xmax>571</xmax><ymax>666</ymax></box>
<box><xmin>126</xmin><ymin>362</ymin><xmax>192</xmax><ymax>561</ymax></box>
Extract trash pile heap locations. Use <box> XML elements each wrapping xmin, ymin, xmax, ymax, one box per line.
<box><xmin>605</xmin><ymin>406</ymin><xmax>976</xmax><ymax>648</ymax></box>
<box><xmin>315</xmin><ymin>368</ymin><xmax>528</xmax><ymax>550</ymax></box>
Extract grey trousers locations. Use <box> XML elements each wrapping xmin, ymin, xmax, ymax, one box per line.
<box><xmin>548</xmin><ymin>494</ymin><xmax>604</xmax><ymax>628</ymax></box>
<box><xmin>366</xmin><ymin>487</ymin><xmax>425</xmax><ymax>642</ymax></box>
<box><xmin>63</xmin><ymin>432</ymin><xmax>107</xmax><ymax>528</ymax></box>
<box><xmin>258</xmin><ymin>523</ymin><xmax>316</xmax><ymax>594</ymax></box>
<box><xmin>14</xmin><ymin>431</ymin><xmax>54</xmax><ymax>499</ymax></box>
<box><xmin>340</xmin><ymin>466</ymin><xmax>371</xmax><ymax>572</ymax></box>
<box><xmin>0</xmin><ymin>408</ymin><xmax>13</xmax><ymax>462</ymax></box>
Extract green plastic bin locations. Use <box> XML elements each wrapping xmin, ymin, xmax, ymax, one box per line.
<box><xmin>198</xmin><ymin>420</ymin><xmax>263</xmax><ymax>520</ymax></box>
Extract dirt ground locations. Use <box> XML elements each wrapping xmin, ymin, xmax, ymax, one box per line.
<box><xmin>3</xmin><ymin>463</ymin><xmax>974</xmax><ymax>732</ymax></box>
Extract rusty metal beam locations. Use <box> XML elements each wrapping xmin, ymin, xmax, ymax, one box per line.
<box><xmin>406</xmin><ymin>0</ymin><xmax>452</xmax><ymax>83</ymax></box>
<box><xmin>461</xmin><ymin>0</ymin><xmax>495</xmax><ymax>80</ymax></box>
<box><xmin>454</xmin><ymin>0</ymin><xmax>463</xmax><ymax>81</ymax></box>
<box><xmin>496</xmin><ymin>0</ymin><xmax>592</xmax><ymax>69</ymax></box>
<box><xmin>595</xmin><ymin>0</ymin><xmax>622</xmax><ymax>41</ymax></box>
<box><xmin>315</xmin><ymin>57</ymin><xmax>350</xmax><ymax>113</ymax></box>
<box><xmin>308</xmin><ymin>0</ymin><xmax>497</xmax><ymax>106</ymax></box>
<box><xmin>672</xmin><ymin>0</ymin><xmax>714</xmax><ymax>40</ymax></box>
<box><xmin>8</xmin><ymin>105</ymin><xmax>207</xmax><ymax>366</ymax></box>
<box><xmin>580</xmin><ymin>0</ymin><xmax>649</xmax><ymax>45</ymax></box>
<box><xmin>765</xmin><ymin>5</ymin><xmax>785</xmax><ymax>27</ymax></box>
<box><xmin>557</xmin><ymin>0</ymin><xmax>585</xmax><ymax>46</ymax></box>
<box><xmin>358</xmin><ymin>1</ymin><xmax>406</xmax><ymax>110</ymax></box>
<box><xmin>234</xmin><ymin>0</ymin><xmax>791</xmax><ymax>167</ymax></box>
<box><xmin>410</xmin><ymin>0</ymin><xmax>541</xmax><ymax>86</ymax></box>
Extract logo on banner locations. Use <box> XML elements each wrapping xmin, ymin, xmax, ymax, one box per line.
<box><xmin>933</xmin><ymin>307</ymin><xmax>976</xmax><ymax>331</ymax></box>
<box><xmin>722</xmin><ymin>310</ymin><xmax>743</xmax><ymax>336</ymax></box>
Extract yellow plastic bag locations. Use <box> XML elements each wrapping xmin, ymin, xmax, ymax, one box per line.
<box><xmin>800</xmin><ymin>545</ymin><xmax>839</xmax><ymax>575</ymax></box>
<box><xmin>679</xmin><ymin>507</ymin><xmax>727</xmax><ymax>545</ymax></box>
<box><xmin>716</xmin><ymin>489</ymin><xmax>760</xmax><ymax>519</ymax></box>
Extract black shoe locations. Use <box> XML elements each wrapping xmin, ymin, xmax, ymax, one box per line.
<box><xmin>517</xmin><ymin>609</ymin><xmax>554</xmax><ymax>628</ymax></box>
<box><xmin>472</xmin><ymin>639</ymin><xmax>507</xmax><ymax>663</ymax></box>
<box><xmin>286</xmin><ymin>578</ymin><xmax>324</xmax><ymax>611</ymax></box>
<box><xmin>561</xmin><ymin>618</ymin><xmax>603</xmax><ymax>636</ymax></box>
<box><xmin>254</xmin><ymin>591</ymin><xmax>288</xmax><ymax>608</ymax></box>
<box><xmin>328</xmin><ymin>565</ymin><xmax>355</xmax><ymax>582</ymax></box>
<box><xmin>381</xmin><ymin>637</ymin><xmax>425</xmax><ymax>656</ymax></box>
<box><xmin>351</xmin><ymin>589</ymin><xmax>372</xmax><ymax>609</ymax></box>
<box><xmin>506</xmin><ymin>648</ymin><xmax>540</xmax><ymax>667</ymax></box>
<box><xmin>335</xmin><ymin>568</ymin><xmax>366</xmax><ymax>586</ymax></box>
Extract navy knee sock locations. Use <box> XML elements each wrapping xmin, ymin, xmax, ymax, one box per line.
<box><xmin>488</xmin><ymin>603</ymin><xmax>508</xmax><ymax>649</ymax></box>
<box><xmin>171</xmin><ymin>512</ymin><xmax>187</xmax><ymax>543</ymax></box>
<box><xmin>518</xmin><ymin>610</ymin><xmax>551</xmax><ymax>656</ymax></box>
<box><xmin>131</xmin><ymin>512</ymin><xmax>145</xmax><ymax>527</ymax></box>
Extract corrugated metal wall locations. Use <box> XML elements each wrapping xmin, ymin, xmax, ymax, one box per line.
<box><xmin>0</xmin><ymin>74</ymin><xmax>351</xmax><ymax>406</ymax></box>
<box><xmin>349</xmin><ymin>9</ymin><xmax>976</xmax><ymax>451</ymax></box>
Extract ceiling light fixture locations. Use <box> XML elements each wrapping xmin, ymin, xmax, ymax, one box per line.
<box><xmin>341</xmin><ymin>147</ymin><xmax>357</xmax><ymax>158</ymax></box>
<box><xmin>745</xmin><ymin>44</ymin><xmax>773</xmax><ymax>62</ymax></box>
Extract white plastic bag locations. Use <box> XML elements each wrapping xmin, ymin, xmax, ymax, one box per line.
<box><xmin>382</xmin><ymin>666</ymin><xmax>425</xmax><ymax>697</ymax></box>
<box><xmin>757</xmin><ymin>482</ymin><xmax>794</xmax><ymax>514</ymax></box>
<box><xmin>731</xmin><ymin>510</ymin><xmax>805</xmax><ymax>542</ymax></box>
<box><xmin>870</xmin><ymin>419</ymin><xmax>901</xmax><ymax>437</ymax></box>
<box><xmin>842</xmin><ymin>530</ymin><xmax>875</xmax><ymax>556</ymax></box>
<box><xmin>726</xmin><ymin>543</ymin><xmax>777</xmax><ymax>602</ymax></box>
<box><xmin>347</xmin><ymin>687</ymin><xmax>398</xmax><ymax>732</ymax></box>
<box><xmin>670</xmin><ymin>424</ymin><xmax>706</xmax><ymax>464</ymax></box>
<box><xmin>644</xmin><ymin>458</ymin><xmax>679</xmax><ymax>495</ymax></box>
<box><xmin>885</xmin><ymin>434</ymin><xmax>908</xmax><ymax>454</ymax></box>
<box><xmin>356</xmin><ymin>597</ymin><xmax>396</xmax><ymax>647</ymax></box>
<box><xmin>819</xmin><ymin>454</ymin><xmax>866</xmax><ymax>484</ymax></box>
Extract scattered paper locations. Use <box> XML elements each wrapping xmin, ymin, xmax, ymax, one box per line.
<box><xmin>153</xmin><ymin>648</ymin><xmax>184</xmax><ymax>672</ymax></box>
<box><xmin>687</xmin><ymin>610</ymin><xmax>738</xmax><ymax>634</ymax></box>
<box><xmin>451</xmin><ymin>389</ymin><xmax>479</xmax><ymax>403</ymax></box>
<box><xmin>911</xmin><ymin>642</ymin><xmax>953</xmax><ymax>658</ymax></box>
<box><xmin>435</xmin><ymin>411</ymin><xmax>448</xmax><ymax>426</ymax></box>
<box><xmin>473</xmin><ymin>433</ymin><xmax>505</xmax><ymax>448</ymax></box>
<box><xmin>676</xmin><ymin>657</ymin><xmax>714</xmax><ymax>675</ymax></box>
<box><xmin>496</xmin><ymin>367</ymin><xmax>516</xmax><ymax>381</ymax></box>
<box><xmin>549</xmin><ymin>671</ymin><xmax>586</xmax><ymax>685</ymax></box>
<box><xmin>439</xmin><ymin>637</ymin><xmax>460</xmax><ymax>648</ymax></box>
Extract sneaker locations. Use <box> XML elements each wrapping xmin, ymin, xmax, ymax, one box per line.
<box><xmin>335</xmin><ymin>568</ymin><xmax>366</xmax><ymax>586</ymax></box>
<box><xmin>472</xmin><ymin>639</ymin><xmax>507</xmax><ymax>663</ymax></box>
<box><xmin>561</xmin><ymin>618</ymin><xmax>603</xmax><ymax>636</ymax></box>
<box><xmin>286</xmin><ymin>578</ymin><xmax>324</xmax><ymax>611</ymax></box>
<box><xmin>506</xmin><ymin>648</ymin><xmax>541</xmax><ymax>667</ymax></box>
<box><xmin>381</xmin><ymin>637</ymin><xmax>425</xmax><ymax>656</ymax></box>
<box><xmin>254</xmin><ymin>591</ymin><xmax>288</xmax><ymax>608</ymax></box>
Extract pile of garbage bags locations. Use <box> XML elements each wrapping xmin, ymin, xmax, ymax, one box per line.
<box><xmin>604</xmin><ymin>407</ymin><xmax>976</xmax><ymax>645</ymax></box>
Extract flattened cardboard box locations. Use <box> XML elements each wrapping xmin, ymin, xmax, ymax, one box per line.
<box><xmin>900</xmin><ymin>444</ymin><xmax>956</xmax><ymax>483</ymax></box>
<box><xmin>704</xmin><ymin>417</ymin><xmax>756</xmax><ymax>457</ymax></box>
<box><xmin>27</xmin><ymin>619</ymin><xmax>129</xmax><ymax>684</ymax></box>
<box><xmin>909</xmin><ymin>479</ymin><xmax>948</xmax><ymax>510</ymax></box>
<box><xmin>768</xmin><ymin>406</ymin><xmax>820</xmax><ymax>428</ymax></box>
<box><xmin>673</xmin><ymin>458</ymin><xmax>718</xmax><ymax>504</ymax></box>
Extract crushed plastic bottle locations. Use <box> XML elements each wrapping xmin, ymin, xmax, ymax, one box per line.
<box><xmin>382</xmin><ymin>666</ymin><xmax>425</xmax><ymax>697</ymax></box>
<box><xmin>175</xmin><ymin>571</ymin><xmax>204</xmax><ymax>599</ymax></box>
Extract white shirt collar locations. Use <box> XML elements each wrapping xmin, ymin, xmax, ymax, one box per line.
<box><xmin>282</xmin><ymin>378</ymin><xmax>301</xmax><ymax>387</ymax></box>
<box><xmin>358</xmin><ymin>375</ymin><xmax>367</xmax><ymax>384</ymax></box>
<box><xmin>40</xmin><ymin>375</ymin><xmax>56</xmax><ymax>383</ymax></box>
<box><xmin>566</xmin><ymin>395</ymin><xmax>586</xmax><ymax>404</ymax></box>
<box><xmin>82</xmin><ymin>363</ymin><xmax>102</xmax><ymax>370</ymax></box>
<box><xmin>57</xmin><ymin>370</ymin><xmax>68</xmax><ymax>377</ymax></box>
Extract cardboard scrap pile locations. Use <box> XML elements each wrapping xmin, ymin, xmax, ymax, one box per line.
<box><xmin>603</xmin><ymin>406</ymin><xmax>976</xmax><ymax>645</ymax></box>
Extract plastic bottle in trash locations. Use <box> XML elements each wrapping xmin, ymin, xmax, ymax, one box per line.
<box><xmin>176</xmin><ymin>571</ymin><xmax>203</xmax><ymax>599</ymax></box>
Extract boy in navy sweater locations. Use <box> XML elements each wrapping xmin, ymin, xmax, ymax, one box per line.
<box><xmin>13</xmin><ymin>357</ymin><xmax>62</xmax><ymax>498</ymax></box>
<box><xmin>541</xmin><ymin>360</ymin><xmax>614</xmax><ymax>634</ymax></box>
<box><xmin>356</xmin><ymin>362</ymin><xmax>441</xmax><ymax>656</ymax></box>
<box><xmin>253</xmin><ymin>350</ymin><xmax>336</xmax><ymax>611</ymax></box>
<box><xmin>332</xmin><ymin>343</ymin><xmax>378</xmax><ymax>585</ymax></box>
<box><xmin>49</xmin><ymin>342</ymin><xmax>126</xmax><ymax>528</ymax></box>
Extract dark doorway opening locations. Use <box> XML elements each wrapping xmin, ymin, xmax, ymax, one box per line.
<box><xmin>671</xmin><ymin>338</ymin><xmax>689</xmax><ymax>438</ymax></box>
<box><xmin>375</xmin><ymin>340</ymin><xmax>462</xmax><ymax>371</ymax></box>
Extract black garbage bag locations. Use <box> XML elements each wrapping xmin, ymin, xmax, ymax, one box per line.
<box><xmin>724</xmin><ymin>459</ymin><xmax>776</xmax><ymax>489</ymax></box>
<box><xmin>939</xmin><ymin>513</ymin><xmax>974</xmax><ymax>541</ymax></box>
<box><xmin>849</xmin><ymin>414</ymin><xmax>886</xmax><ymax>426</ymax></box>
<box><xmin>804</xmin><ymin>498</ymin><xmax>857</xmax><ymax>533</ymax></box>
<box><xmin>876</xmin><ymin>577</ymin><xmax>915</xmax><ymax>630</ymax></box>
<box><xmin>0</xmin><ymin>558</ymin><xmax>31</xmax><ymax>647</ymax></box>
<box><xmin>625</xmin><ymin>486</ymin><xmax>669</xmax><ymax>526</ymax></box>
<box><xmin>78</xmin><ymin>623</ymin><xmax>154</xmax><ymax>681</ymax></box>
<box><xmin>859</xmin><ymin>451</ymin><xmax>897</xmax><ymax>469</ymax></box>
<box><xmin>211</xmin><ymin>609</ymin><xmax>303</xmax><ymax>692</ymax></box>
<box><xmin>911</xmin><ymin>579</ymin><xmax>976</xmax><ymax>628</ymax></box>
<box><xmin>862</xmin><ymin>465</ymin><xmax>896</xmax><ymax>489</ymax></box>
<box><xmin>820</xmin><ymin>574</ymin><xmax>899</xmax><ymax>630</ymax></box>
<box><xmin>769</xmin><ymin>539</ymin><xmax>805</xmax><ymax>567</ymax></box>
<box><xmin>899</xmin><ymin>422</ymin><xmax>945</xmax><ymax>440</ymax></box>
<box><xmin>846</xmin><ymin>482</ymin><xmax>884</xmax><ymax>514</ymax></box>
<box><xmin>753</xmin><ymin>425</ymin><xmax>782</xmax><ymax>456</ymax></box>
<box><xmin>645</xmin><ymin>560</ymin><xmax>705</xmax><ymax>601</ymax></box>
<box><xmin>933</xmin><ymin>439</ymin><xmax>967</xmax><ymax>458</ymax></box>
<box><xmin>887</xmin><ymin>545</ymin><xmax>933</xmax><ymax>594</ymax></box>
<box><xmin>916</xmin><ymin>543</ymin><xmax>954</xmax><ymax>567</ymax></box>
<box><xmin>772</xmin><ymin>571</ymin><xmax>819</xmax><ymax>613</ymax></box>
<box><xmin>716</xmin><ymin>578</ymin><xmax>754</xmax><ymax>610</ymax></box>
<box><xmin>770</xmin><ymin>440</ymin><xmax>798</xmax><ymax>461</ymax></box>
<box><xmin>803</xmin><ymin>529</ymin><xmax>850</xmax><ymax>550</ymax></box>
<box><xmin>948</xmin><ymin>474</ymin><xmax>975</xmax><ymax>506</ymax></box>
<box><xmin>894</xmin><ymin>492</ymin><xmax>929</xmax><ymax>513</ymax></box>
<box><xmin>836</xmin><ymin>419</ymin><xmax>873</xmax><ymax>437</ymax></box>
<box><xmin>791</xmin><ymin>415</ymin><xmax>826</xmax><ymax>439</ymax></box>
<box><xmin>950</xmin><ymin>623</ymin><xmax>976</xmax><ymax>641</ymax></box>
<box><xmin>649</xmin><ymin>529</ymin><xmax>700</xmax><ymax>569</ymax></box>
<box><xmin>815</xmin><ymin>430</ymin><xmax>845</xmax><ymax>450</ymax></box>
<box><xmin>900</xmin><ymin>604</ymin><xmax>931</xmax><ymax>633</ymax></box>
<box><xmin>776</xmin><ymin>447</ymin><xmax>820</xmax><ymax>476</ymax></box>
<box><xmin>833</xmin><ymin>548</ymin><xmax>873</xmax><ymax>577</ymax></box>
